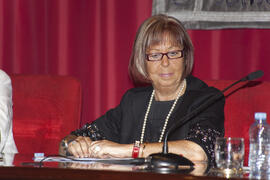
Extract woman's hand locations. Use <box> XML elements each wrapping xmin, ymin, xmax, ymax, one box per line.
<box><xmin>68</xmin><ymin>137</ymin><xmax>132</xmax><ymax>158</ymax></box>
<box><xmin>68</xmin><ymin>136</ymin><xmax>92</xmax><ymax>158</ymax></box>
<box><xmin>88</xmin><ymin>140</ymin><xmax>131</xmax><ymax>158</ymax></box>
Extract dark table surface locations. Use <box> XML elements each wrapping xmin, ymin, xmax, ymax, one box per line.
<box><xmin>0</xmin><ymin>153</ymin><xmax>250</xmax><ymax>180</ymax></box>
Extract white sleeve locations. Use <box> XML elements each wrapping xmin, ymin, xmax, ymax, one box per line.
<box><xmin>0</xmin><ymin>70</ymin><xmax>18</xmax><ymax>153</ymax></box>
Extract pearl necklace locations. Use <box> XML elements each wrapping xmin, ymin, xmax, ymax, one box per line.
<box><xmin>139</xmin><ymin>79</ymin><xmax>186</xmax><ymax>144</ymax></box>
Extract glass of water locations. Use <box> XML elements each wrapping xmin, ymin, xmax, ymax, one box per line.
<box><xmin>215</xmin><ymin>137</ymin><xmax>245</xmax><ymax>173</ymax></box>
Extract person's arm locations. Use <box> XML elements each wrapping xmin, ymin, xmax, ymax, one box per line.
<box><xmin>63</xmin><ymin>138</ymin><xmax>206</xmax><ymax>161</ymax></box>
<box><xmin>60</xmin><ymin>119</ymin><xmax>210</xmax><ymax>160</ymax></box>
<box><xmin>80</xmin><ymin>139</ymin><xmax>206</xmax><ymax>161</ymax></box>
<box><xmin>0</xmin><ymin>70</ymin><xmax>17</xmax><ymax>153</ymax></box>
<box><xmin>139</xmin><ymin>140</ymin><xmax>207</xmax><ymax>161</ymax></box>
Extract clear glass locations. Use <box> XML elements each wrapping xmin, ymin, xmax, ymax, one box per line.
<box><xmin>215</xmin><ymin>137</ymin><xmax>245</xmax><ymax>173</ymax></box>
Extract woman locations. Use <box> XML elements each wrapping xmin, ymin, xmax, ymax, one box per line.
<box><xmin>59</xmin><ymin>14</ymin><xmax>224</xmax><ymax>165</ymax></box>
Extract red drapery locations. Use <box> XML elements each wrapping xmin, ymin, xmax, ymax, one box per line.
<box><xmin>1</xmin><ymin>0</ymin><xmax>270</xmax><ymax>126</ymax></box>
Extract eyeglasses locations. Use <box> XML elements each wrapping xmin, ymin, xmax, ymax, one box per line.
<box><xmin>146</xmin><ymin>50</ymin><xmax>184</xmax><ymax>61</ymax></box>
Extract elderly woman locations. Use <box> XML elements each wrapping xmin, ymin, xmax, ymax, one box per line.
<box><xmin>59</xmin><ymin>14</ymin><xmax>224</xmax><ymax>165</ymax></box>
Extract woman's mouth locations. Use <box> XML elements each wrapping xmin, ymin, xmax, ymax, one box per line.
<box><xmin>159</xmin><ymin>73</ymin><xmax>173</xmax><ymax>77</ymax></box>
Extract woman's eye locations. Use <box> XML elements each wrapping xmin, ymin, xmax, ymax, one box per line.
<box><xmin>168</xmin><ymin>51</ymin><xmax>178</xmax><ymax>56</ymax></box>
<box><xmin>150</xmin><ymin>54</ymin><xmax>161</xmax><ymax>58</ymax></box>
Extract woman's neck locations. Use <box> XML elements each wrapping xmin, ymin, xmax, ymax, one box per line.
<box><xmin>154</xmin><ymin>81</ymin><xmax>186</xmax><ymax>101</ymax></box>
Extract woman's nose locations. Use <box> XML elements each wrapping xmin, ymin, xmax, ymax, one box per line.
<box><xmin>161</xmin><ymin>54</ymin><xmax>170</xmax><ymax>67</ymax></box>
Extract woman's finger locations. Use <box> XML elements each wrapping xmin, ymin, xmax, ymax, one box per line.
<box><xmin>77</xmin><ymin>138</ymin><xmax>90</xmax><ymax>157</ymax></box>
<box><xmin>84</xmin><ymin>137</ymin><xmax>92</xmax><ymax>156</ymax></box>
<box><xmin>69</xmin><ymin>137</ymin><xmax>91</xmax><ymax>158</ymax></box>
<box><xmin>68</xmin><ymin>140</ymin><xmax>81</xmax><ymax>157</ymax></box>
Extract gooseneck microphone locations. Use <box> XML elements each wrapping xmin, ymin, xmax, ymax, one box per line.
<box><xmin>220</xmin><ymin>70</ymin><xmax>264</xmax><ymax>93</ymax></box>
<box><xmin>147</xmin><ymin>70</ymin><xmax>264</xmax><ymax>173</ymax></box>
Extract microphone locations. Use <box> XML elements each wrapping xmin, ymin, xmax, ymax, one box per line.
<box><xmin>147</xmin><ymin>70</ymin><xmax>264</xmax><ymax>173</ymax></box>
<box><xmin>240</xmin><ymin>70</ymin><xmax>264</xmax><ymax>81</ymax></box>
<box><xmin>221</xmin><ymin>70</ymin><xmax>264</xmax><ymax>93</ymax></box>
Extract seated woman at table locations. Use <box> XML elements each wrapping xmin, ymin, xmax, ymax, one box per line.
<box><xmin>59</xmin><ymin>14</ymin><xmax>224</xmax><ymax>165</ymax></box>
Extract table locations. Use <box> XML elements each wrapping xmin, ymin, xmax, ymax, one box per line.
<box><xmin>0</xmin><ymin>153</ymin><xmax>250</xmax><ymax>180</ymax></box>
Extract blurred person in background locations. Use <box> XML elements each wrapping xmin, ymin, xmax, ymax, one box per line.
<box><xmin>0</xmin><ymin>70</ymin><xmax>18</xmax><ymax>165</ymax></box>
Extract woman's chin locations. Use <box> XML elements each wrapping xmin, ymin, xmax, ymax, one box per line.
<box><xmin>155</xmin><ymin>81</ymin><xmax>179</xmax><ymax>89</ymax></box>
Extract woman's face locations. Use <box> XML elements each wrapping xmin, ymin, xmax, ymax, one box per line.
<box><xmin>146</xmin><ymin>40</ymin><xmax>184</xmax><ymax>90</ymax></box>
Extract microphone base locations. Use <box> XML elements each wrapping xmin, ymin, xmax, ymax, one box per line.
<box><xmin>146</xmin><ymin>153</ymin><xmax>194</xmax><ymax>174</ymax></box>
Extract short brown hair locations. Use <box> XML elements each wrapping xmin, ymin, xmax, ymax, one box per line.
<box><xmin>128</xmin><ymin>14</ymin><xmax>194</xmax><ymax>84</ymax></box>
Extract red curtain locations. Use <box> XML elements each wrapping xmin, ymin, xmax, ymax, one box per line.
<box><xmin>189</xmin><ymin>29</ymin><xmax>270</xmax><ymax>81</ymax></box>
<box><xmin>1</xmin><ymin>0</ymin><xmax>270</xmax><ymax>126</ymax></box>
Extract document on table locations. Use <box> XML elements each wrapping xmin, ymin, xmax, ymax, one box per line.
<box><xmin>34</xmin><ymin>156</ymin><xmax>142</xmax><ymax>165</ymax></box>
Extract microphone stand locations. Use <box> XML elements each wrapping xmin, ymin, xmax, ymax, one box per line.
<box><xmin>146</xmin><ymin>70</ymin><xmax>264</xmax><ymax>173</ymax></box>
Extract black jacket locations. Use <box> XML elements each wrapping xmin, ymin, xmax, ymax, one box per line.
<box><xmin>73</xmin><ymin>75</ymin><xmax>225</xmax><ymax>164</ymax></box>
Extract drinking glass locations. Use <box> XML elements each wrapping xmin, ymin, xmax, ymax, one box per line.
<box><xmin>215</xmin><ymin>137</ymin><xmax>244</xmax><ymax>173</ymax></box>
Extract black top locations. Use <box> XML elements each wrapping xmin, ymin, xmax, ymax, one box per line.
<box><xmin>71</xmin><ymin>75</ymin><xmax>225</xmax><ymax>165</ymax></box>
<box><xmin>144</xmin><ymin>98</ymin><xmax>181</xmax><ymax>142</ymax></box>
